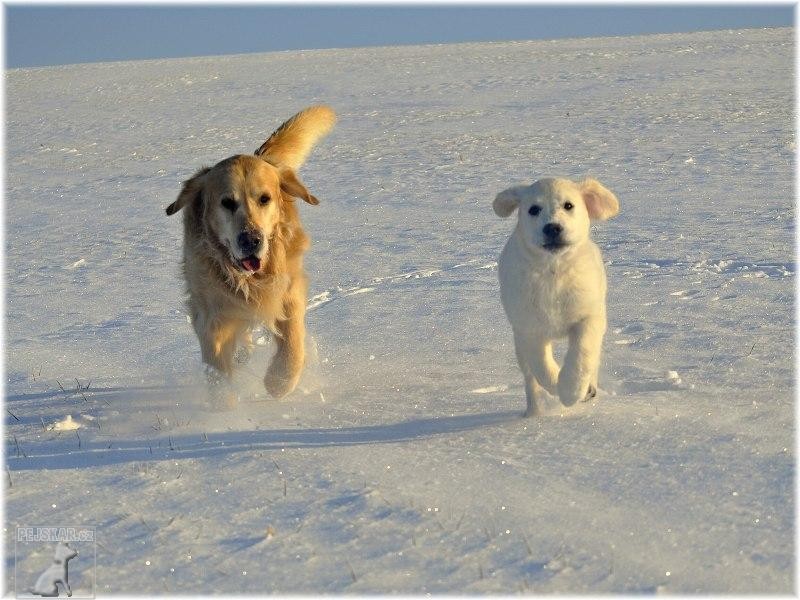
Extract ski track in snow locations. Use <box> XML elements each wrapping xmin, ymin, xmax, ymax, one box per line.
<box><xmin>4</xmin><ymin>28</ymin><xmax>794</xmax><ymax>594</ymax></box>
<box><xmin>307</xmin><ymin>259</ymin><xmax>495</xmax><ymax>311</ymax></box>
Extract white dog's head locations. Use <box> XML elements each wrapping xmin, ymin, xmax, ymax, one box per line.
<box><xmin>493</xmin><ymin>177</ymin><xmax>619</xmax><ymax>254</ymax></box>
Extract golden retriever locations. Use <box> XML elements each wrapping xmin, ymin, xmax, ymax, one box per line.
<box><xmin>494</xmin><ymin>177</ymin><xmax>619</xmax><ymax>416</ymax></box>
<box><xmin>166</xmin><ymin>105</ymin><xmax>336</xmax><ymax>398</ymax></box>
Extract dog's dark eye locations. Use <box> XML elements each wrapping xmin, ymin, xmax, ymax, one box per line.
<box><xmin>259</xmin><ymin>194</ymin><xmax>271</xmax><ymax>205</ymax></box>
<box><xmin>528</xmin><ymin>205</ymin><xmax>541</xmax><ymax>216</ymax></box>
<box><xmin>564</xmin><ymin>202</ymin><xmax>574</xmax><ymax>211</ymax></box>
<box><xmin>221</xmin><ymin>197</ymin><xmax>237</xmax><ymax>212</ymax></box>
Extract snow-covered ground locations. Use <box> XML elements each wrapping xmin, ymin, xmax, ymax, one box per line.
<box><xmin>4</xmin><ymin>27</ymin><xmax>794</xmax><ymax>594</ymax></box>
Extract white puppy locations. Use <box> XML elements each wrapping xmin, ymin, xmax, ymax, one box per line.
<box><xmin>494</xmin><ymin>177</ymin><xmax>619</xmax><ymax>416</ymax></box>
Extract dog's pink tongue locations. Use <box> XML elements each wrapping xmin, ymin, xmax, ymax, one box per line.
<box><xmin>242</xmin><ymin>257</ymin><xmax>261</xmax><ymax>272</ymax></box>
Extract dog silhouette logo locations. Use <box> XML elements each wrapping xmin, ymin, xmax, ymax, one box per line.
<box><xmin>28</xmin><ymin>542</ymin><xmax>78</xmax><ymax>597</ymax></box>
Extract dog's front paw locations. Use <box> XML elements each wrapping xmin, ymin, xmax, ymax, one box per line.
<box><xmin>265</xmin><ymin>348</ymin><xmax>304</xmax><ymax>399</ymax></box>
<box><xmin>557</xmin><ymin>371</ymin><xmax>586</xmax><ymax>407</ymax></box>
<box><xmin>263</xmin><ymin>373</ymin><xmax>298</xmax><ymax>399</ymax></box>
<box><xmin>559</xmin><ymin>380</ymin><xmax>597</xmax><ymax>406</ymax></box>
<box><xmin>264</xmin><ymin>362</ymin><xmax>300</xmax><ymax>399</ymax></box>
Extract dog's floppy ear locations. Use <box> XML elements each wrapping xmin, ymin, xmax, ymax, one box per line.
<box><xmin>580</xmin><ymin>178</ymin><xmax>619</xmax><ymax>221</ymax></box>
<box><xmin>256</xmin><ymin>105</ymin><xmax>336</xmax><ymax>171</ymax></box>
<box><xmin>493</xmin><ymin>186</ymin><xmax>527</xmax><ymax>218</ymax></box>
<box><xmin>279</xmin><ymin>166</ymin><xmax>319</xmax><ymax>206</ymax></box>
<box><xmin>166</xmin><ymin>167</ymin><xmax>210</xmax><ymax>216</ymax></box>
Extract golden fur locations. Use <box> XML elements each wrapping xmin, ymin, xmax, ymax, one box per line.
<box><xmin>166</xmin><ymin>105</ymin><xmax>335</xmax><ymax>398</ymax></box>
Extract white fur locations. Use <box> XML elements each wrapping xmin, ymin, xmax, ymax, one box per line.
<box><xmin>494</xmin><ymin>177</ymin><xmax>619</xmax><ymax>416</ymax></box>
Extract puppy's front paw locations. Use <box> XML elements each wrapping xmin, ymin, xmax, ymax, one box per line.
<box><xmin>557</xmin><ymin>370</ymin><xmax>586</xmax><ymax>407</ymax></box>
<box><xmin>583</xmin><ymin>384</ymin><xmax>597</xmax><ymax>402</ymax></box>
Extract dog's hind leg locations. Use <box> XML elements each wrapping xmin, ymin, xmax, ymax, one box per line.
<box><xmin>234</xmin><ymin>329</ymin><xmax>255</xmax><ymax>365</ymax></box>
<box><xmin>513</xmin><ymin>333</ymin><xmax>555</xmax><ymax>416</ymax></box>
<box><xmin>522</xmin><ymin>376</ymin><xmax>548</xmax><ymax>418</ymax></box>
<box><xmin>195</xmin><ymin>313</ymin><xmax>246</xmax><ymax>409</ymax></box>
<box><xmin>558</xmin><ymin>317</ymin><xmax>605</xmax><ymax>406</ymax></box>
<box><xmin>527</xmin><ymin>340</ymin><xmax>560</xmax><ymax>396</ymax></box>
<box><xmin>197</xmin><ymin>315</ymin><xmax>244</xmax><ymax>376</ymax></box>
<box><xmin>264</xmin><ymin>284</ymin><xmax>307</xmax><ymax>399</ymax></box>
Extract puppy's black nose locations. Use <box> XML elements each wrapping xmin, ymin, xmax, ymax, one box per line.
<box><xmin>237</xmin><ymin>231</ymin><xmax>263</xmax><ymax>254</ymax></box>
<box><xmin>543</xmin><ymin>223</ymin><xmax>563</xmax><ymax>239</ymax></box>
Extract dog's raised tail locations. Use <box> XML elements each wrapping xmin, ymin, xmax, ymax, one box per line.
<box><xmin>255</xmin><ymin>105</ymin><xmax>336</xmax><ymax>171</ymax></box>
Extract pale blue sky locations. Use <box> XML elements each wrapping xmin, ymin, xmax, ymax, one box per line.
<box><xmin>5</xmin><ymin>4</ymin><xmax>795</xmax><ymax>69</ymax></box>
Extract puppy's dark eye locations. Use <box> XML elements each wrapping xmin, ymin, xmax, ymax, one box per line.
<box><xmin>221</xmin><ymin>197</ymin><xmax>237</xmax><ymax>212</ymax></box>
<box><xmin>259</xmin><ymin>194</ymin><xmax>270</xmax><ymax>205</ymax></box>
<box><xmin>528</xmin><ymin>205</ymin><xmax>541</xmax><ymax>216</ymax></box>
<box><xmin>564</xmin><ymin>202</ymin><xmax>574</xmax><ymax>211</ymax></box>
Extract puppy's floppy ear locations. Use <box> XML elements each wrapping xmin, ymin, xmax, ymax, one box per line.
<box><xmin>279</xmin><ymin>166</ymin><xmax>319</xmax><ymax>205</ymax></box>
<box><xmin>166</xmin><ymin>167</ymin><xmax>210</xmax><ymax>216</ymax></box>
<box><xmin>580</xmin><ymin>178</ymin><xmax>619</xmax><ymax>221</ymax></box>
<box><xmin>493</xmin><ymin>186</ymin><xmax>526</xmax><ymax>218</ymax></box>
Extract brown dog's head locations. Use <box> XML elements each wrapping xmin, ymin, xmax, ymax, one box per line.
<box><xmin>166</xmin><ymin>105</ymin><xmax>335</xmax><ymax>275</ymax></box>
<box><xmin>166</xmin><ymin>155</ymin><xmax>318</xmax><ymax>273</ymax></box>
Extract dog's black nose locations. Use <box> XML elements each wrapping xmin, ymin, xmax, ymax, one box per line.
<box><xmin>237</xmin><ymin>231</ymin><xmax>263</xmax><ymax>254</ymax></box>
<box><xmin>543</xmin><ymin>223</ymin><xmax>563</xmax><ymax>238</ymax></box>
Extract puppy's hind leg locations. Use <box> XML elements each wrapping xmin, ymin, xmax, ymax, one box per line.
<box><xmin>528</xmin><ymin>340</ymin><xmax>560</xmax><ymax>396</ymax></box>
<box><xmin>523</xmin><ymin>377</ymin><xmax>548</xmax><ymax>418</ymax></box>
<box><xmin>513</xmin><ymin>333</ymin><xmax>552</xmax><ymax>417</ymax></box>
<box><xmin>558</xmin><ymin>317</ymin><xmax>605</xmax><ymax>406</ymax></box>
